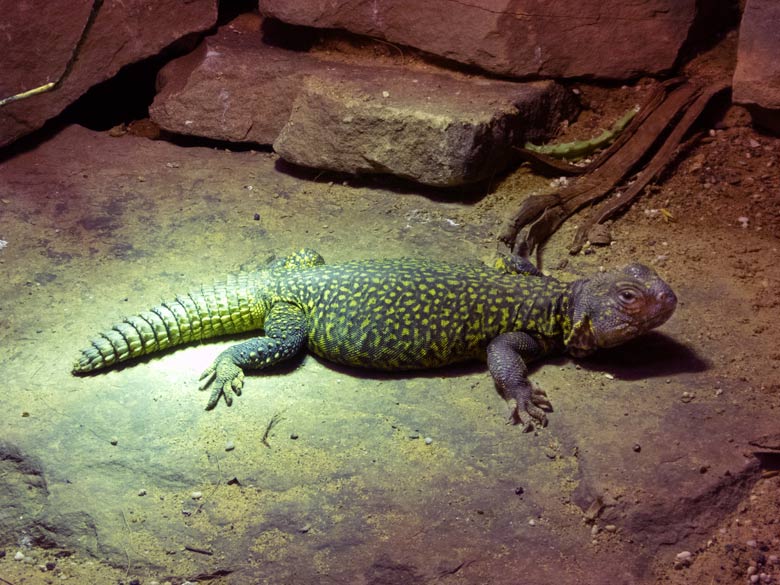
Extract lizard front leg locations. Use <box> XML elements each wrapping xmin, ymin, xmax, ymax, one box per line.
<box><xmin>487</xmin><ymin>331</ymin><xmax>552</xmax><ymax>431</ymax></box>
<box><xmin>199</xmin><ymin>302</ymin><xmax>308</xmax><ymax>409</ymax></box>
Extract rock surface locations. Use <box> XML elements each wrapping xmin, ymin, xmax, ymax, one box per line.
<box><xmin>0</xmin><ymin>441</ymin><xmax>48</xmax><ymax>545</ymax></box>
<box><xmin>259</xmin><ymin>0</ymin><xmax>699</xmax><ymax>80</ymax></box>
<box><xmin>733</xmin><ymin>0</ymin><xmax>780</xmax><ymax>134</ymax></box>
<box><xmin>152</xmin><ymin>17</ymin><xmax>577</xmax><ymax>186</ymax></box>
<box><xmin>0</xmin><ymin>0</ymin><xmax>217</xmax><ymax>148</ymax></box>
<box><xmin>274</xmin><ymin>70</ymin><xmax>575</xmax><ymax>186</ymax></box>
<box><xmin>150</xmin><ymin>16</ymin><xmax>325</xmax><ymax>144</ymax></box>
<box><xmin>0</xmin><ymin>123</ymin><xmax>778</xmax><ymax>583</ymax></box>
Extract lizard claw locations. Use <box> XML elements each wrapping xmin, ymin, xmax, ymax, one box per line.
<box><xmin>199</xmin><ymin>354</ymin><xmax>245</xmax><ymax>410</ymax></box>
<box><xmin>509</xmin><ymin>382</ymin><xmax>551</xmax><ymax>432</ymax></box>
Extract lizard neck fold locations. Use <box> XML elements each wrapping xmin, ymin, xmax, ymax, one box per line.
<box><xmin>560</xmin><ymin>279</ymin><xmax>598</xmax><ymax>358</ymax></box>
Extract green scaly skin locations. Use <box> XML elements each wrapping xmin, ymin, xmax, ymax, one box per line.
<box><xmin>73</xmin><ymin>249</ymin><xmax>677</xmax><ymax>430</ymax></box>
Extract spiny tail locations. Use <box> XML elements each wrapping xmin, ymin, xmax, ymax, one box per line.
<box><xmin>73</xmin><ymin>273</ymin><xmax>265</xmax><ymax>373</ymax></box>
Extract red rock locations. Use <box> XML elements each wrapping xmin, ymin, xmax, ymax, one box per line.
<box><xmin>733</xmin><ymin>0</ymin><xmax>780</xmax><ymax>134</ymax></box>
<box><xmin>0</xmin><ymin>0</ymin><xmax>217</xmax><ymax>148</ymax></box>
<box><xmin>274</xmin><ymin>70</ymin><xmax>576</xmax><ymax>187</ymax></box>
<box><xmin>151</xmin><ymin>18</ymin><xmax>577</xmax><ymax>186</ymax></box>
<box><xmin>150</xmin><ymin>16</ymin><xmax>325</xmax><ymax>144</ymax></box>
<box><xmin>259</xmin><ymin>0</ymin><xmax>700</xmax><ymax>80</ymax></box>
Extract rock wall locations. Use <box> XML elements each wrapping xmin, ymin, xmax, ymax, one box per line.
<box><xmin>151</xmin><ymin>16</ymin><xmax>578</xmax><ymax>186</ymax></box>
<box><xmin>0</xmin><ymin>0</ymin><xmax>218</xmax><ymax>148</ymax></box>
<box><xmin>258</xmin><ymin>0</ymin><xmax>701</xmax><ymax>79</ymax></box>
<box><xmin>733</xmin><ymin>0</ymin><xmax>780</xmax><ymax>133</ymax></box>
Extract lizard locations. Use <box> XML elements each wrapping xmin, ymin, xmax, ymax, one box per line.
<box><xmin>72</xmin><ymin>249</ymin><xmax>677</xmax><ymax>430</ymax></box>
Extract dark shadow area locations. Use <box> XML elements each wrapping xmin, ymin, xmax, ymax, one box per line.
<box><xmin>0</xmin><ymin>115</ymin><xmax>71</xmax><ymax>164</ymax></box>
<box><xmin>64</xmin><ymin>34</ymin><xmax>203</xmax><ymax>132</ymax></box>
<box><xmin>676</xmin><ymin>0</ymin><xmax>741</xmax><ymax>71</ymax></box>
<box><xmin>218</xmin><ymin>0</ymin><xmax>258</xmax><ymax>26</ymax></box>
<box><xmin>273</xmin><ymin>157</ymin><xmax>499</xmax><ymax>204</ymax></box>
<box><xmin>159</xmin><ymin>130</ymin><xmax>274</xmax><ymax>152</ymax></box>
<box><xmin>576</xmin><ymin>332</ymin><xmax>709</xmax><ymax>381</ymax></box>
<box><xmin>307</xmin><ymin>353</ymin><xmax>487</xmax><ymax>381</ymax></box>
<box><xmin>260</xmin><ymin>17</ymin><xmax>319</xmax><ymax>51</ymax></box>
<box><xmin>753</xmin><ymin>452</ymin><xmax>780</xmax><ymax>472</ymax></box>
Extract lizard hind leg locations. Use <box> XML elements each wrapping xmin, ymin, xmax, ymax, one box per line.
<box><xmin>199</xmin><ymin>302</ymin><xmax>309</xmax><ymax>410</ymax></box>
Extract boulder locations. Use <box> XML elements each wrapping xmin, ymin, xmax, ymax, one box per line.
<box><xmin>733</xmin><ymin>0</ymin><xmax>780</xmax><ymax>134</ymax></box>
<box><xmin>150</xmin><ymin>16</ymin><xmax>324</xmax><ymax>144</ymax></box>
<box><xmin>274</xmin><ymin>70</ymin><xmax>576</xmax><ymax>187</ymax></box>
<box><xmin>0</xmin><ymin>0</ymin><xmax>217</xmax><ymax>148</ymax></box>
<box><xmin>151</xmin><ymin>17</ymin><xmax>577</xmax><ymax>186</ymax></box>
<box><xmin>259</xmin><ymin>0</ymin><xmax>700</xmax><ymax>80</ymax></box>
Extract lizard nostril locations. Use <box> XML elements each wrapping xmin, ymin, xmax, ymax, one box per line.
<box><xmin>657</xmin><ymin>288</ymin><xmax>677</xmax><ymax>307</ymax></box>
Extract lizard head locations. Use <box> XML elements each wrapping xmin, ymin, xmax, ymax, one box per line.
<box><xmin>565</xmin><ymin>263</ymin><xmax>677</xmax><ymax>357</ymax></box>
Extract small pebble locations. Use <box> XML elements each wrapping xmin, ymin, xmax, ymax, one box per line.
<box><xmin>591</xmin><ymin>524</ymin><xmax>599</xmax><ymax>537</ymax></box>
<box><xmin>424</xmin><ymin>437</ymin><xmax>433</xmax><ymax>445</ymax></box>
<box><xmin>138</xmin><ymin>489</ymin><xmax>147</xmax><ymax>496</ymax></box>
<box><xmin>750</xmin><ymin>575</ymin><xmax>759</xmax><ymax>584</ymax></box>
<box><xmin>191</xmin><ymin>491</ymin><xmax>203</xmax><ymax>500</ymax></box>
<box><xmin>675</xmin><ymin>551</ymin><xmax>692</xmax><ymax>562</ymax></box>
<box><xmin>225</xmin><ymin>440</ymin><xmax>235</xmax><ymax>451</ymax></box>
<box><xmin>253</xmin><ymin>213</ymin><xmax>260</xmax><ymax>221</ymax></box>
<box><xmin>748</xmin><ymin>567</ymin><xmax>758</xmax><ymax>576</ymax></box>
<box><xmin>769</xmin><ymin>554</ymin><xmax>778</xmax><ymax>564</ymax></box>
<box><xmin>747</xmin><ymin>539</ymin><xmax>758</xmax><ymax>548</ymax></box>
<box><xmin>633</xmin><ymin>443</ymin><xmax>641</xmax><ymax>453</ymax></box>
<box><xmin>604</xmin><ymin>524</ymin><xmax>617</xmax><ymax>532</ymax></box>
<box><xmin>528</xmin><ymin>519</ymin><xmax>536</xmax><ymax>526</ymax></box>
<box><xmin>290</xmin><ymin>433</ymin><xmax>299</xmax><ymax>440</ymax></box>
<box><xmin>109</xmin><ymin>437</ymin><xmax>118</xmax><ymax>446</ymax></box>
<box><xmin>14</xmin><ymin>551</ymin><xmax>25</xmax><ymax>561</ymax></box>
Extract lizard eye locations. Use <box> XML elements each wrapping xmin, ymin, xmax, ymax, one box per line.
<box><xmin>618</xmin><ymin>289</ymin><xmax>638</xmax><ymax>304</ymax></box>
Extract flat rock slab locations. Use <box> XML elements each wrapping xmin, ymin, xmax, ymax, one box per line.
<box><xmin>0</xmin><ymin>125</ymin><xmax>777</xmax><ymax>583</ymax></box>
<box><xmin>274</xmin><ymin>69</ymin><xmax>575</xmax><ymax>187</ymax></box>
<box><xmin>151</xmin><ymin>18</ymin><xmax>576</xmax><ymax>187</ymax></box>
<box><xmin>260</xmin><ymin>0</ymin><xmax>699</xmax><ymax>79</ymax></box>
<box><xmin>0</xmin><ymin>0</ymin><xmax>217</xmax><ymax>148</ymax></box>
<box><xmin>733</xmin><ymin>0</ymin><xmax>780</xmax><ymax>134</ymax></box>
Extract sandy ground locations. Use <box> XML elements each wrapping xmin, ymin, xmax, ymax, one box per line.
<box><xmin>1</xmin><ymin>36</ymin><xmax>779</xmax><ymax>585</ymax></box>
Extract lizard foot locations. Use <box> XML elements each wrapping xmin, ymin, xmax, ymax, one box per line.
<box><xmin>509</xmin><ymin>382</ymin><xmax>552</xmax><ymax>432</ymax></box>
<box><xmin>199</xmin><ymin>353</ymin><xmax>245</xmax><ymax>410</ymax></box>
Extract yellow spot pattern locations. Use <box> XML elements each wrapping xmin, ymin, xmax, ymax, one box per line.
<box><xmin>73</xmin><ymin>253</ymin><xmax>573</xmax><ymax>374</ymax></box>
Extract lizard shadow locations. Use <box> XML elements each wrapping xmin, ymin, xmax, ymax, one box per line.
<box><xmin>572</xmin><ymin>331</ymin><xmax>709</xmax><ymax>381</ymax></box>
<box><xmin>306</xmin><ymin>354</ymin><xmax>486</xmax><ymax>381</ymax></box>
<box><xmin>305</xmin><ymin>332</ymin><xmax>706</xmax><ymax>385</ymax></box>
